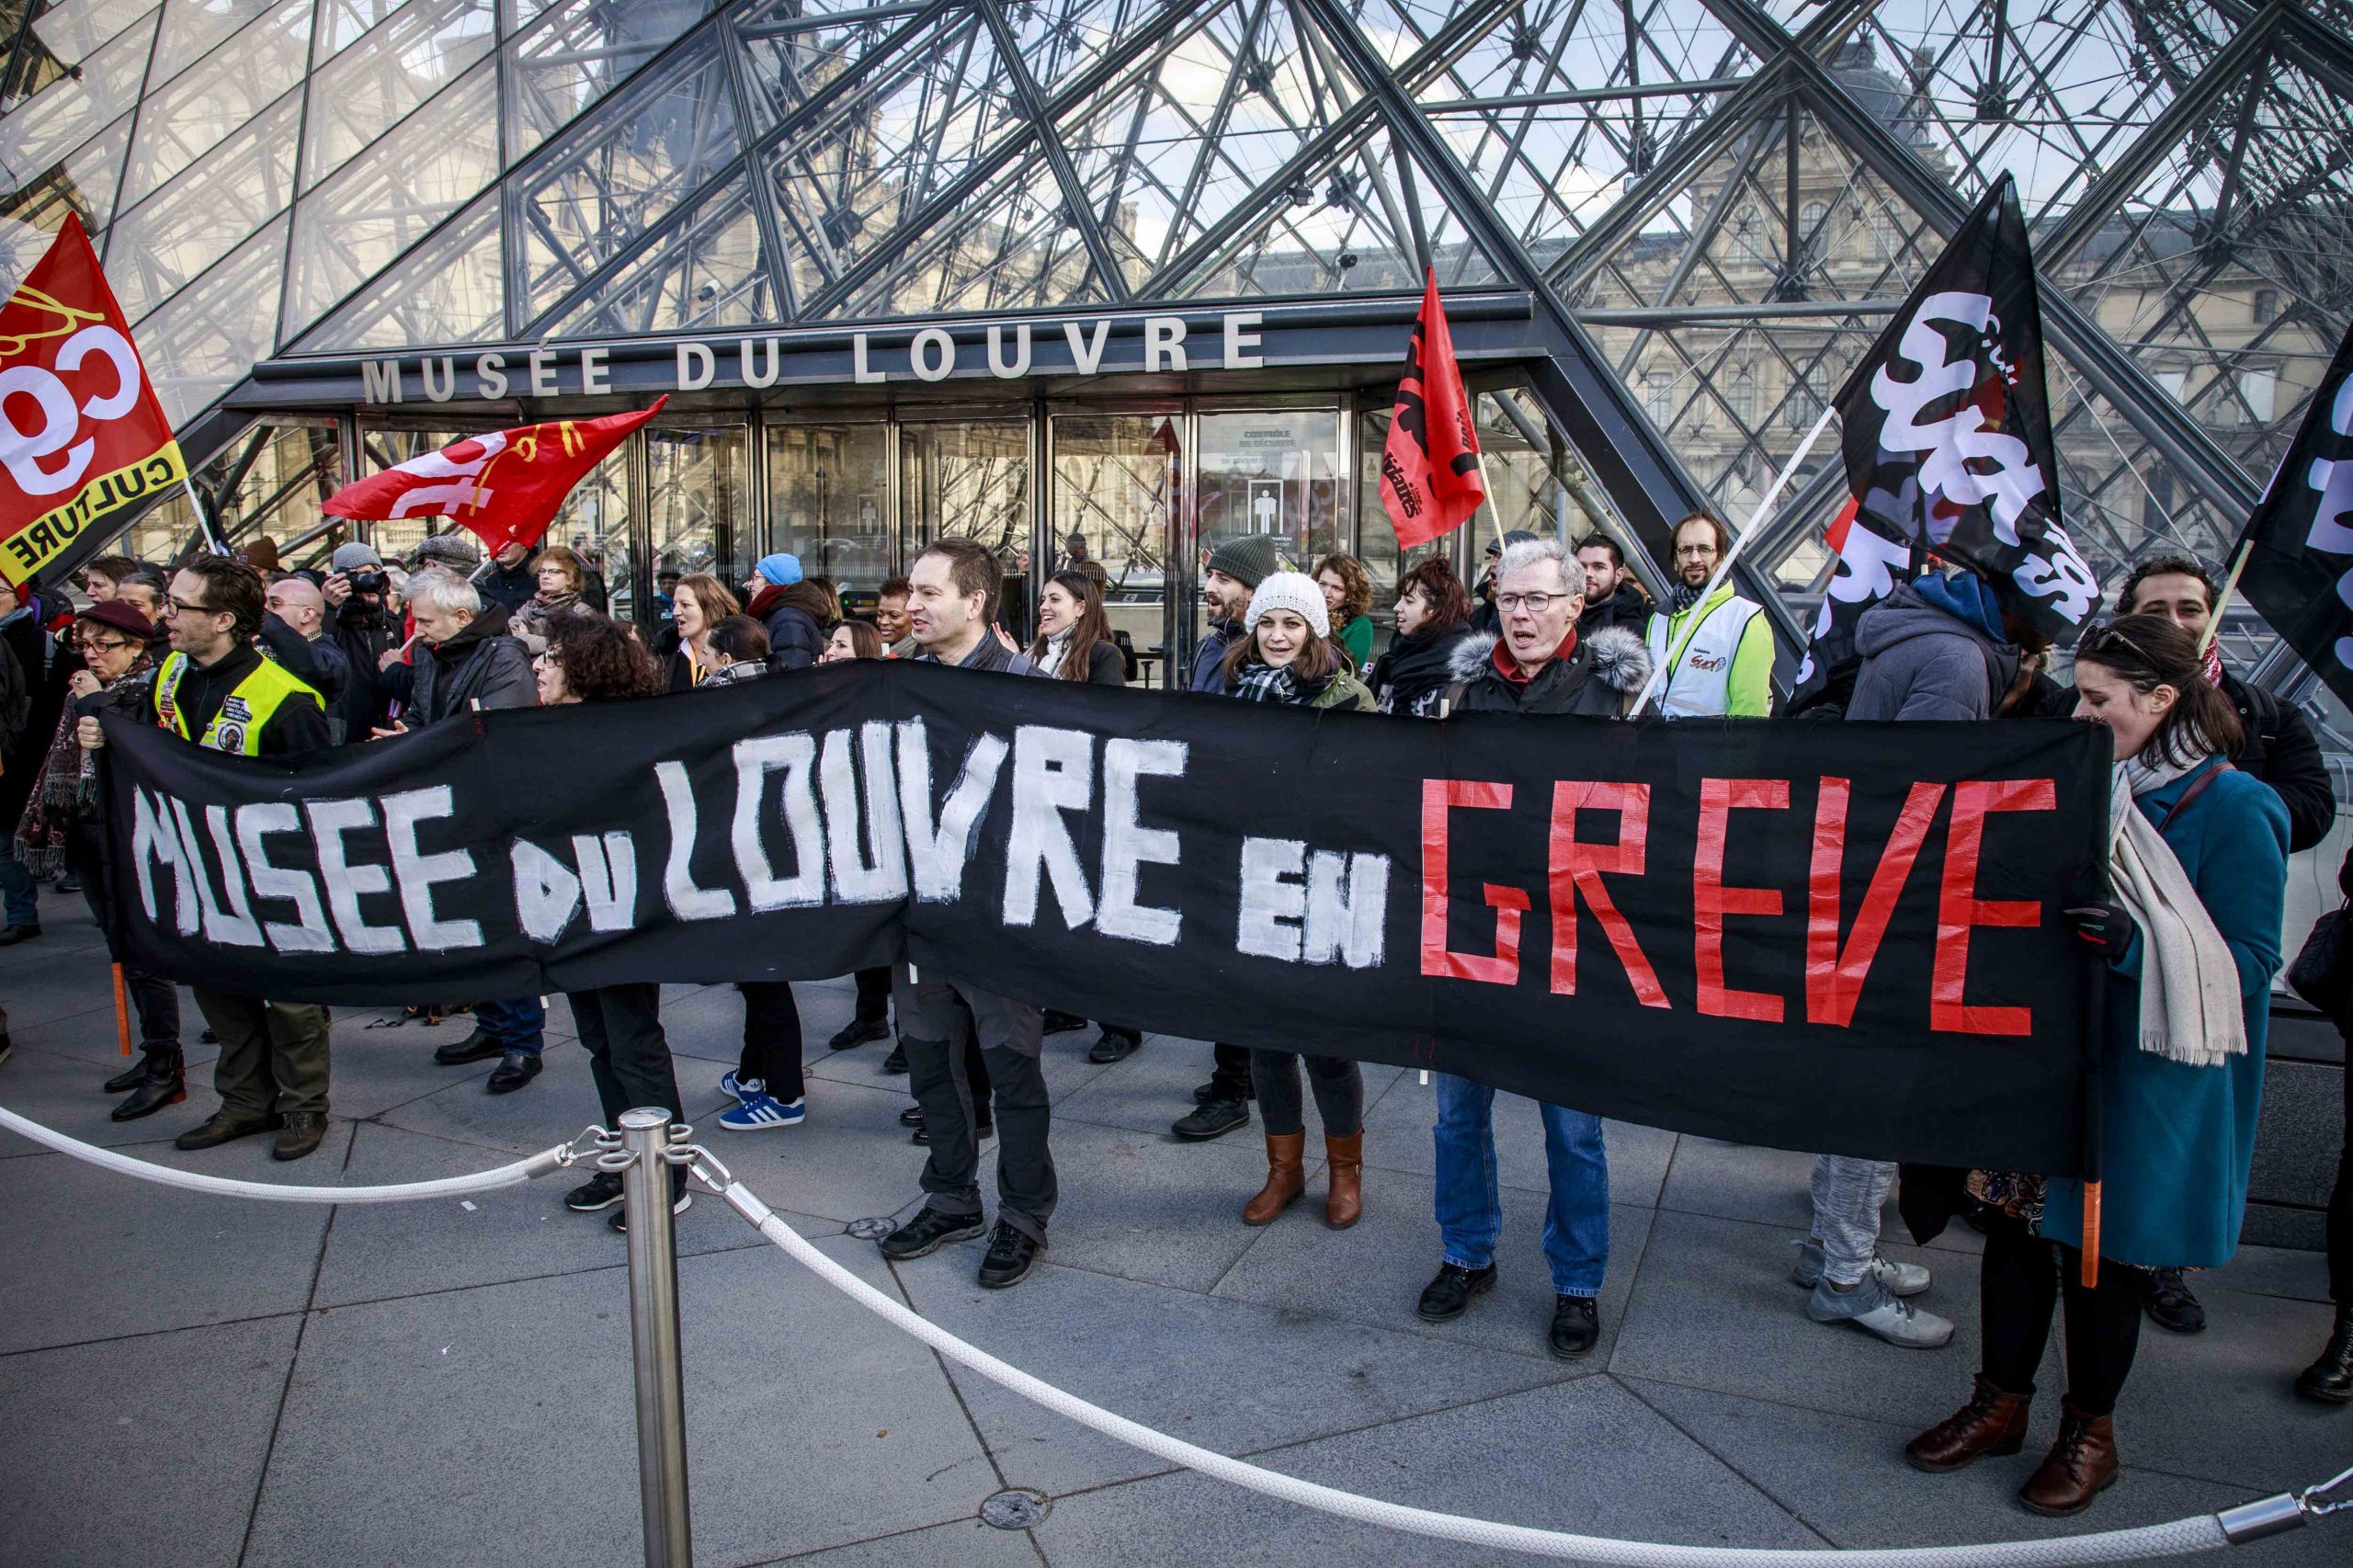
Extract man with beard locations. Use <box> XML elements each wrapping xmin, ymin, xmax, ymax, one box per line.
<box><xmin>1642</xmin><ymin>511</ymin><xmax>1773</xmax><ymax>718</ymax></box>
<box><xmin>1574</xmin><ymin>535</ymin><xmax>1649</xmax><ymax>636</ymax></box>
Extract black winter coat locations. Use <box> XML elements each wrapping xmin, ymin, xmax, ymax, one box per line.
<box><xmin>1368</xmin><ymin>623</ymin><xmax>1478</xmax><ymax>717</ymax></box>
<box><xmin>1444</xmin><ymin>626</ymin><xmax>1651</xmax><ymax>717</ymax></box>
<box><xmin>1576</xmin><ymin>582</ymin><xmax>1651</xmax><ymax>638</ymax></box>
<box><xmin>410</xmin><ymin>604</ymin><xmax>537</xmax><ymax>723</ymax></box>
<box><xmin>323</xmin><ymin>597</ymin><xmax>402</xmax><ymax>737</ymax></box>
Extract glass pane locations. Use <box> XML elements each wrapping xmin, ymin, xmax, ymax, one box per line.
<box><xmin>148</xmin><ymin>0</ymin><xmax>286</xmax><ymax>92</ymax></box>
<box><xmin>764</xmin><ymin>422</ymin><xmax>892</xmax><ymax>595</ymax></box>
<box><xmin>357</xmin><ymin>426</ymin><xmax>483</xmax><ymax>565</ymax></box>
<box><xmin>313</xmin><ymin>2</ymin><xmax>411</xmax><ymax>64</ymax></box>
<box><xmin>813</xmin><ymin>148</ymin><xmax>1108</xmax><ymax>320</ymax></box>
<box><xmin>540</xmin><ymin>175</ymin><xmax>775</xmax><ymax>338</ymax></box>
<box><xmin>136</xmin><ymin>210</ymin><xmax>288</xmax><ymax>424</ymax></box>
<box><xmin>731</xmin><ymin>0</ymin><xmax>920</xmax><ymax>136</ymax></box>
<box><xmin>1355</xmin><ymin>403</ymin><xmax>1450</xmax><ymax>635</ymax></box>
<box><xmin>106</xmin><ymin>88</ymin><xmax>300</xmax><ymax>321</ymax></box>
<box><xmin>1051</xmin><ymin>413</ymin><xmax>1181</xmax><ymax>685</ymax></box>
<box><xmin>32</xmin><ymin>0</ymin><xmax>161</xmax><ymax>64</ymax></box>
<box><xmin>898</xmin><ymin>418</ymin><xmax>1032</xmax><ymax>637</ymax></box>
<box><xmin>647</xmin><ymin>424</ymin><xmax>749</xmax><ymax>606</ymax></box>
<box><xmin>282</xmin><ymin>58</ymin><xmax>501</xmax><ymax>343</ymax></box>
<box><xmin>515</xmin><ymin>43</ymin><xmax>740</xmax><ymax>324</ymax></box>
<box><xmin>215</xmin><ymin>420</ymin><xmax>343</xmax><ymax>561</ymax></box>
<box><xmin>541</xmin><ymin>445</ymin><xmax>631</xmax><ymax>616</ymax></box>
<box><xmin>301</xmin><ymin>0</ymin><xmax>498</xmax><ymax>190</ymax></box>
<box><xmin>116</xmin><ymin>0</ymin><xmax>310</xmax><ymax>208</ymax></box>
<box><xmin>3</xmin><ymin>111</ymin><xmax>131</xmax><ymax>240</ymax></box>
<box><xmin>1196</xmin><ymin>408</ymin><xmax>1339</xmax><ymax>653</ymax></box>
<box><xmin>297</xmin><ymin>188</ymin><xmax>505</xmax><ymax>350</ymax></box>
<box><xmin>504</xmin><ymin>0</ymin><xmax>720</xmax><ymax>166</ymax></box>
<box><xmin>0</xmin><ymin>7</ymin><xmax>156</xmax><ymax>181</ymax></box>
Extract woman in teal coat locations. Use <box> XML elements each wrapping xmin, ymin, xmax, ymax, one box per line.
<box><xmin>1906</xmin><ymin>615</ymin><xmax>2287</xmax><ymax>1517</ymax></box>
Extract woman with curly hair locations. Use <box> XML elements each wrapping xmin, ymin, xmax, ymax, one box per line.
<box><xmin>1313</xmin><ymin>551</ymin><xmax>1375</xmax><ymax>671</ymax></box>
<box><xmin>1367</xmin><ymin>556</ymin><xmax>1476</xmax><ymax>718</ymax></box>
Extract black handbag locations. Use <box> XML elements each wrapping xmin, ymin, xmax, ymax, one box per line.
<box><xmin>2287</xmin><ymin>905</ymin><xmax>2353</xmax><ymax>1024</ymax></box>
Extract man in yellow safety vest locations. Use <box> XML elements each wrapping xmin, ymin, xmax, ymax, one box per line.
<box><xmin>1642</xmin><ymin>512</ymin><xmax>1774</xmax><ymax>719</ymax></box>
<box><xmin>79</xmin><ymin>555</ymin><xmax>335</xmax><ymax>1160</ymax></box>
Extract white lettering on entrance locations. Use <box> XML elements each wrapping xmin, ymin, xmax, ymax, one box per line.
<box><xmin>420</xmin><ymin>357</ymin><xmax>458</xmax><ymax>403</ymax></box>
<box><xmin>475</xmin><ymin>352</ymin><xmax>508</xmax><ymax>400</ymax></box>
<box><xmin>1144</xmin><ymin>316</ymin><xmax>1187</xmax><ymax>372</ymax></box>
<box><xmin>988</xmin><ymin>323</ymin><xmax>1031</xmax><ymax>379</ymax></box>
<box><xmin>739</xmin><ymin>338</ymin><xmax>780</xmax><ymax>390</ymax></box>
<box><xmin>676</xmin><ymin>341</ymin><xmax>714</xmax><ymax>392</ymax></box>
<box><xmin>853</xmin><ymin>333</ymin><xmax>887</xmax><ymax>384</ymax></box>
<box><xmin>361</xmin><ymin>359</ymin><xmax>402</xmax><ymax>404</ymax></box>
<box><xmin>910</xmin><ymin>327</ymin><xmax>956</xmax><ymax>382</ymax></box>
<box><xmin>528</xmin><ymin>348</ymin><xmax>559</xmax><ymax>397</ymax></box>
<box><xmin>578</xmin><ymin>346</ymin><xmax>611</xmax><ymax>395</ymax></box>
<box><xmin>1224</xmin><ymin>311</ymin><xmax>1264</xmax><ymax>369</ymax></box>
<box><xmin>1064</xmin><ymin>319</ymin><xmax>1110</xmax><ymax>375</ymax></box>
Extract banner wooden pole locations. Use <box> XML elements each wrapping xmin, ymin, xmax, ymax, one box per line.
<box><xmin>1472</xmin><ymin>451</ymin><xmax>1506</xmax><ymax>554</ymax></box>
<box><xmin>111</xmin><ymin>963</ymin><xmax>131</xmax><ymax>1057</ymax></box>
<box><xmin>2081</xmin><ymin>1182</ymin><xmax>2102</xmax><ymax>1288</ymax></box>
<box><xmin>1629</xmin><ymin>401</ymin><xmax>1838</xmax><ymax>717</ymax></box>
<box><xmin>181</xmin><ymin>475</ymin><xmax>230</xmax><ymax>556</ymax></box>
<box><xmin>2198</xmin><ymin>538</ymin><xmax>2254</xmax><ymax>658</ymax></box>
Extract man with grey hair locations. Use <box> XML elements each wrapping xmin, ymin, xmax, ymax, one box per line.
<box><xmin>1418</xmin><ymin>532</ymin><xmax>1650</xmax><ymax>1361</ymax></box>
<box><xmin>379</xmin><ymin>567</ymin><xmax>547</xmax><ymax>1092</ymax></box>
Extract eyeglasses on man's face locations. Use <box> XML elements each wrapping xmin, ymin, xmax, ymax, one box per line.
<box><xmin>1497</xmin><ymin>591</ymin><xmax>1567</xmax><ymax>613</ymax></box>
<box><xmin>1673</xmin><ymin>543</ymin><xmax>1718</xmax><ymax>561</ymax></box>
<box><xmin>165</xmin><ymin>595</ymin><xmax>223</xmax><ymax>619</ymax></box>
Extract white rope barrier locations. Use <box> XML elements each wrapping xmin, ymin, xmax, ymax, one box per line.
<box><xmin>699</xmin><ymin>1166</ymin><xmax>2342</xmax><ymax>1567</ymax></box>
<box><xmin>0</xmin><ymin>1104</ymin><xmax>575</xmax><ymax>1204</ymax></box>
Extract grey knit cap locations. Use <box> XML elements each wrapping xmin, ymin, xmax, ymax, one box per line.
<box><xmin>1204</xmin><ymin>532</ymin><xmax>1290</xmax><ymax>589</ymax></box>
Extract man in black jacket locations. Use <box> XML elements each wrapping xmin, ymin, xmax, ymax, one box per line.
<box><xmin>476</xmin><ymin>540</ymin><xmax>537</xmax><ymax>615</ymax></box>
<box><xmin>1573</xmin><ymin>534</ymin><xmax>1651</xmax><ymax>639</ymax></box>
<box><xmin>385</xmin><ymin>569</ymin><xmax>546</xmax><ymax>1093</ymax></box>
<box><xmin>321</xmin><ymin>542</ymin><xmax>402</xmax><ymax>737</ymax></box>
<box><xmin>1446</xmin><ymin>538</ymin><xmax>1651</xmax><ymax>715</ymax></box>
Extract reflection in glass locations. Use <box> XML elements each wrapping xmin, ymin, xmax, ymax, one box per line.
<box><xmin>117</xmin><ymin>0</ymin><xmax>310</xmax><ymax>208</ymax></box>
<box><xmin>767</xmin><ymin>423</ymin><xmax>892</xmax><ymax>595</ymax></box>
<box><xmin>543</xmin><ymin>447</ymin><xmax>633</xmax><ymax>619</ymax></box>
<box><xmin>300</xmin><ymin>0</ymin><xmax>496</xmax><ymax>189</ymax></box>
<box><xmin>1195</xmin><ymin>409</ymin><xmax>1338</xmax><ymax>654</ymax></box>
<box><xmin>899</xmin><ymin>420</ymin><xmax>1032</xmax><ymax>638</ymax></box>
<box><xmin>136</xmin><ymin>212</ymin><xmax>290</xmax><ymax>425</ymax></box>
<box><xmin>648</xmin><ymin>424</ymin><xmax>749</xmax><ymax>599</ymax></box>
<box><xmin>108</xmin><ymin>91</ymin><xmax>301</xmax><ymax>322</ymax></box>
<box><xmin>540</xmin><ymin>176</ymin><xmax>772</xmax><ymax>337</ymax></box>
<box><xmin>1051</xmin><ymin>414</ymin><xmax>1180</xmax><ymax>681</ymax></box>
<box><xmin>296</xmin><ymin>189</ymin><xmax>504</xmax><ymax>351</ymax></box>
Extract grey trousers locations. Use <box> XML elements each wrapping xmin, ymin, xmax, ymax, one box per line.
<box><xmin>1810</xmin><ymin>1154</ymin><xmax>1897</xmax><ymax>1286</ymax></box>
<box><xmin>894</xmin><ymin>964</ymin><xmax>1055</xmax><ymax>1244</ymax></box>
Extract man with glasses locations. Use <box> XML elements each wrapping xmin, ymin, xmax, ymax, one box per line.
<box><xmin>1420</xmin><ymin>538</ymin><xmax>1653</xmax><ymax>1360</ymax></box>
<box><xmin>79</xmin><ymin>556</ymin><xmax>337</xmax><ymax>1161</ymax></box>
<box><xmin>1642</xmin><ymin>512</ymin><xmax>1773</xmax><ymax>719</ymax></box>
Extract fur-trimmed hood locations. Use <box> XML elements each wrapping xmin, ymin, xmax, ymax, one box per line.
<box><xmin>1445</xmin><ymin>626</ymin><xmax>1652</xmax><ymax>692</ymax></box>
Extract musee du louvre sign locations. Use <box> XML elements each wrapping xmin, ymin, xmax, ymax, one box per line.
<box><xmin>239</xmin><ymin>294</ymin><xmax>1540</xmax><ymax>411</ymax></box>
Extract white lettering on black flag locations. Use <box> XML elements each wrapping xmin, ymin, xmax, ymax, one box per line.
<box><xmin>2233</xmin><ymin>322</ymin><xmax>2353</xmax><ymax>710</ymax></box>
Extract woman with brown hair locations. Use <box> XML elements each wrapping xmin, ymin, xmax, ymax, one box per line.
<box><xmin>822</xmin><ymin>619</ymin><xmax>885</xmax><ymax>664</ymax></box>
<box><xmin>1905</xmin><ymin>613</ymin><xmax>2287</xmax><ymax>1516</ymax></box>
<box><xmin>665</xmin><ymin>573</ymin><xmax>742</xmax><ymax>689</ymax></box>
<box><xmin>519</xmin><ymin>545</ymin><xmax>587</xmax><ymax>642</ymax></box>
<box><xmin>1367</xmin><ymin>556</ymin><xmax>1476</xmax><ymax>718</ymax></box>
<box><xmin>1313</xmin><ymin>551</ymin><xmax>1375</xmax><ymax>670</ymax></box>
<box><xmin>1026</xmin><ymin>569</ymin><xmax>1124</xmax><ymax>685</ymax></box>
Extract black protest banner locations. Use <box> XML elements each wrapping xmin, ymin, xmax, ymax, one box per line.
<box><xmin>100</xmin><ymin>661</ymin><xmax>2111</xmax><ymax>1174</ymax></box>
<box><xmin>2232</xmin><ymin>321</ymin><xmax>2353</xmax><ymax>711</ymax></box>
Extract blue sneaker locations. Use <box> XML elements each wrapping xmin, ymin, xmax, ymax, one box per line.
<box><xmin>720</xmin><ymin>1070</ymin><xmax>762</xmax><ymax>1107</ymax></box>
<box><xmin>718</xmin><ymin>1094</ymin><xmax>805</xmax><ymax>1131</ymax></box>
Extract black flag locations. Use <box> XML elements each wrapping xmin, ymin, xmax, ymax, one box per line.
<box><xmin>1793</xmin><ymin>174</ymin><xmax>2102</xmax><ymax>704</ymax></box>
<box><xmin>2230</xmin><ymin>322</ymin><xmax>2353</xmax><ymax>710</ymax></box>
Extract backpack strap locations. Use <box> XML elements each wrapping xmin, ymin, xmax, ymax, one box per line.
<box><xmin>2155</xmin><ymin>760</ymin><xmax>2234</xmax><ymax>832</ymax></box>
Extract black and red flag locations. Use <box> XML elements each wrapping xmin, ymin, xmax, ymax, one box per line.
<box><xmin>1380</xmin><ymin>268</ymin><xmax>1485</xmax><ymax>550</ymax></box>
<box><xmin>2227</xmin><ymin>320</ymin><xmax>2353</xmax><ymax>710</ymax></box>
<box><xmin>1792</xmin><ymin>174</ymin><xmax>2103</xmax><ymax>702</ymax></box>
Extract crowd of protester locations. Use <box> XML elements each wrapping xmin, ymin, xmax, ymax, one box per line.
<box><xmin>1</xmin><ymin>514</ymin><xmax>2348</xmax><ymax>1518</ymax></box>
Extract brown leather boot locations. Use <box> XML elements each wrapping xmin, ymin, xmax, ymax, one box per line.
<box><xmin>1904</xmin><ymin>1375</ymin><xmax>2031</xmax><ymax>1472</ymax></box>
<box><xmin>1243</xmin><ymin>1131</ymin><xmax>1306</xmax><ymax>1224</ymax></box>
<box><xmin>2018</xmin><ymin>1401</ymin><xmax>2119</xmax><ymax>1517</ymax></box>
<box><xmin>1324</xmin><ymin>1131</ymin><xmax>1363</xmax><ymax>1229</ymax></box>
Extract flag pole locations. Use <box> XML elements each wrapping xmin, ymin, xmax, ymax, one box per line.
<box><xmin>181</xmin><ymin>474</ymin><xmax>230</xmax><ymax>556</ymax></box>
<box><xmin>2198</xmin><ymin>538</ymin><xmax>2254</xmax><ymax>658</ymax></box>
<box><xmin>1472</xmin><ymin>451</ymin><xmax>1506</xmax><ymax>554</ymax></box>
<box><xmin>1629</xmin><ymin>400</ymin><xmax>1839</xmax><ymax>717</ymax></box>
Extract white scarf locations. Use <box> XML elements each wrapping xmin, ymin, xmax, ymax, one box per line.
<box><xmin>2107</xmin><ymin>750</ymin><xmax>2245</xmax><ymax>1068</ymax></box>
<box><xmin>1037</xmin><ymin>628</ymin><xmax>1072</xmax><ymax>679</ymax></box>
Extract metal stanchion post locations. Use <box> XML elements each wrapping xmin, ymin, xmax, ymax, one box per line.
<box><xmin>618</xmin><ymin>1108</ymin><xmax>694</xmax><ymax>1568</ymax></box>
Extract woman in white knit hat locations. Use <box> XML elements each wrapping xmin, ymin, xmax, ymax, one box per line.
<box><xmin>1218</xmin><ymin>572</ymin><xmax>1373</xmax><ymax>1227</ymax></box>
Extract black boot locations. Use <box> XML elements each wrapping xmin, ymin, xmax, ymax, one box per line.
<box><xmin>111</xmin><ymin>1050</ymin><xmax>186</xmax><ymax>1121</ymax></box>
<box><xmin>105</xmin><ymin>1048</ymin><xmax>173</xmax><ymax>1094</ymax></box>
<box><xmin>2296</xmin><ymin>1304</ymin><xmax>2353</xmax><ymax>1404</ymax></box>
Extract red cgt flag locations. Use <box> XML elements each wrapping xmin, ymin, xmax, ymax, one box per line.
<box><xmin>1379</xmin><ymin>269</ymin><xmax>1485</xmax><ymax>551</ymax></box>
<box><xmin>324</xmin><ymin>396</ymin><xmax>666</xmax><ymax>555</ymax></box>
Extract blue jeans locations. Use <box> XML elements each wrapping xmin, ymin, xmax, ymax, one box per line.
<box><xmin>473</xmin><ymin>995</ymin><xmax>545</xmax><ymax>1057</ymax></box>
<box><xmin>0</xmin><ymin>843</ymin><xmax>37</xmax><ymax>928</ymax></box>
<box><xmin>1433</xmin><ymin>1073</ymin><xmax>1609</xmax><ymax>1297</ymax></box>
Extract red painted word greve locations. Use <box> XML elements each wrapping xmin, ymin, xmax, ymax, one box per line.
<box><xmin>1419</xmin><ymin>774</ymin><xmax>2058</xmax><ymax>1037</ymax></box>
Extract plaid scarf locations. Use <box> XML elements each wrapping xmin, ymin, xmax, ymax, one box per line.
<box><xmin>14</xmin><ymin>653</ymin><xmax>152</xmax><ymax>876</ymax></box>
<box><xmin>1666</xmin><ymin>581</ymin><xmax>1707</xmax><ymax>615</ymax></box>
<box><xmin>1233</xmin><ymin>661</ymin><xmax>1305</xmax><ymax>705</ymax></box>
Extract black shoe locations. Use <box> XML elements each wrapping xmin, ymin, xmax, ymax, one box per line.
<box><xmin>199</xmin><ymin>1028</ymin><xmax>217</xmax><ymax>1044</ymax></box>
<box><xmin>273</xmin><ymin>1111</ymin><xmax>329</xmax><ymax>1162</ymax></box>
<box><xmin>110</xmin><ymin>1050</ymin><xmax>187</xmax><ymax>1121</ymax></box>
<box><xmin>104</xmin><ymin>1055</ymin><xmax>158</xmax><ymax>1094</ymax></box>
<box><xmin>1417</xmin><ymin>1262</ymin><xmax>1497</xmax><ymax>1322</ymax></box>
<box><xmin>2143</xmin><ymin>1267</ymin><xmax>2206</xmax><ymax>1334</ymax></box>
<box><xmin>174</xmin><ymin>1109</ymin><xmax>283</xmax><ymax>1151</ymax></box>
<box><xmin>432</xmin><ymin>1030</ymin><xmax>507</xmax><ymax>1065</ymax></box>
<box><xmin>977</xmin><ymin>1221</ymin><xmax>1042</xmax><ymax>1289</ymax></box>
<box><xmin>1088</xmin><ymin>1028</ymin><xmax>1142</xmax><ymax>1063</ymax></box>
<box><xmin>828</xmin><ymin>1017</ymin><xmax>890</xmax><ymax>1051</ymax></box>
<box><xmin>881</xmin><ymin>1044</ymin><xmax>908</xmax><ymax>1075</ymax></box>
<box><xmin>565</xmin><ymin>1171</ymin><xmax>625</xmax><ymax>1212</ymax></box>
<box><xmin>2295</xmin><ymin>1305</ymin><xmax>2353</xmax><ymax>1404</ymax></box>
<box><xmin>608</xmin><ymin>1187</ymin><xmax>691</xmax><ymax>1233</ymax></box>
<box><xmin>878</xmin><ymin>1206</ymin><xmax>985</xmax><ymax>1261</ymax></box>
<box><xmin>1041</xmin><ymin>1009</ymin><xmax>1087</xmax><ymax>1035</ymax></box>
<box><xmin>0</xmin><ymin>924</ymin><xmax>40</xmax><ymax>947</ymax></box>
<box><xmin>1172</xmin><ymin>1096</ymin><xmax>1250</xmax><ymax>1141</ymax></box>
<box><xmin>1191</xmin><ymin>1076</ymin><xmax>1254</xmax><ymax>1104</ymax></box>
<box><xmin>899</xmin><ymin>1104</ymin><xmax>926</xmax><ymax>1126</ymax></box>
<box><xmin>912</xmin><ymin>1118</ymin><xmax>992</xmax><ymax>1145</ymax></box>
<box><xmin>485</xmin><ymin>1051</ymin><xmax>541</xmax><ymax>1094</ymax></box>
<box><xmin>1549</xmin><ymin>1293</ymin><xmax>1600</xmax><ymax>1359</ymax></box>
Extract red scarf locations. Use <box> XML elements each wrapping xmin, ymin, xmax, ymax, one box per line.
<box><xmin>746</xmin><ymin>584</ymin><xmax>787</xmax><ymax>622</ymax></box>
<box><xmin>1493</xmin><ymin>626</ymin><xmax>1577</xmax><ymax>686</ymax></box>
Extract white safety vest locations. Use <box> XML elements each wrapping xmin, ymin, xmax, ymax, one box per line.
<box><xmin>1644</xmin><ymin>592</ymin><xmax>1763</xmax><ymax>720</ymax></box>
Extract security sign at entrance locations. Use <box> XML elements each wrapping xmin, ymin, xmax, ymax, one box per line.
<box><xmin>0</xmin><ymin>216</ymin><xmax>185</xmax><ymax>588</ymax></box>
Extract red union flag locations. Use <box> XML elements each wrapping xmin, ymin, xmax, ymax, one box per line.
<box><xmin>324</xmin><ymin>396</ymin><xmax>666</xmax><ymax>555</ymax></box>
<box><xmin>1379</xmin><ymin>269</ymin><xmax>1485</xmax><ymax>550</ymax></box>
<box><xmin>0</xmin><ymin>216</ymin><xmax>187</xmax><ymax>588</ymax></box>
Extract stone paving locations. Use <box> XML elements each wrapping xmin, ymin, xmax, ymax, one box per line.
<box><xmin>2</xmin><ymin>894</ymin><xmax>2348</xmax><ymax>1568</ymax></box>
